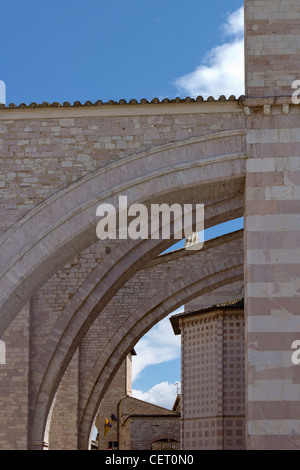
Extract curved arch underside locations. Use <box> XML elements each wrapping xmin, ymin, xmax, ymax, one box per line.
<box><xmin>30</xmin><ymin>203</ymin><xmax>245</xmax><ymax>448</ymax></box>
<box><xmin>0</xmin><ymin>130</ymin><xmax>247</xmax><ymax>449</ymax></box>
<box><xmin>34</xmin><ymin>204</ymin><xmax>243</xmax><ymax>449</ymax></box>
<box><xmin>0</xmin><ymin>129</ymin><xmax>247</xmax><ymax>337</ymax></box>
<box><xmin>76</xmin><ymin>230</ymin><xmax>244</xmax><ymax>448</ymax></box>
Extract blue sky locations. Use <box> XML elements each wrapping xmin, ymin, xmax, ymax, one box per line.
<box><xmin>1</xmin><ymin>0</ymin><xmax>245</xmax><ymax>411</ymax></box>
<box><xmin>1</xmin><ymin>0</ymin><xmax>243</xmax><ymax>105</ymax></box>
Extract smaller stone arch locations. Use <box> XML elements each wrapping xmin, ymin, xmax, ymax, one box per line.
<box><xmin>27</xmin><ymin>136</ymin><xmax>247</xmax><ymax>449</ymax></box>
<box><xmin>151</xmin><ymin>437</ymin><xmax>180</xmax><ymax>451</ymax></box>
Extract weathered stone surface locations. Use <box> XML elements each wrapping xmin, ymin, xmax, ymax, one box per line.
<box><xmin>0</xmin><ymin>0</ymin><xmax>300</xmax><ymax>451</ymax></box>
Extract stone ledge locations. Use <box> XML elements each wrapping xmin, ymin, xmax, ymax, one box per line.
<box><xmin>240</xmin><ymin>96</ymin><xmax>299</xmax><ymax>116</ymax></box>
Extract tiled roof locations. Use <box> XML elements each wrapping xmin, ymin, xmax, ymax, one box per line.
<box><xmin>0</xmin><ymin>95</ymin><xmax>246</xmax><ymax>110</ymax></box>
<box><xmin>170</xmin><ymin>298</ymin><xmax>244</xmax><ymax>335</ymax></box>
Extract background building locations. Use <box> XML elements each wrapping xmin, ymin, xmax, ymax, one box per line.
<box><xmin>95</xmin><ymin>349</ymin><xmax>180</xmax><ymax>450</ymax></box>
<box><xmin>170</xmin><ymin>299</ymin><xmax>245</xmax><ymax>450</ymax></box>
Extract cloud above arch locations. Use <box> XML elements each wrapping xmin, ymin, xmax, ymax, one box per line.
<box><xmin>174</xmin><ymin>6</ymin><xmax>244</xmax><ymax>98</ymax></box>
<box><xmin>132</xmin><ymin>311</ymin><xmax>181</xmax><ymax>382</ymax></box>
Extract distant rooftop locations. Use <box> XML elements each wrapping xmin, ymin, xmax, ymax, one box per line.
<box><xmin>170</xmin><ymin>298</ymin><xmax>244</xmax><ymax>335</ymax></box>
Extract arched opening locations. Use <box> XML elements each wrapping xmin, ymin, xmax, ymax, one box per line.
<box><xmin>76</xmin><ymin>224</ymin><xmax>244</xmax><ymax>449</ymax></box>
<box><xmin>0</xmin><ymin>132</ymin><xmax>246</xmax><ymax>449</ymax></box>
<box><xmin>151</xmin><ymin>439</ymin><xmax>180</xmax><ymax>451</ymax></box>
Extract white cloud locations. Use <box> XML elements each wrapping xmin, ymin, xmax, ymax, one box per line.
<box><xmin>132</xmin><ymin>307</ymin><xmax>183</xmax><ymax>382</ymax></box>
<box><xmin>132</xmin><ymin>381</ymin><xmax>181</xmax><ymax>410</ymax></box>
<box><xmin>174</xmin><ymin>6</ymin><xmax>245</xmax><ymax>98</ymax></box>
<box><xmin>222</xmin><ymin>6</ymin><xmax>244</xmax><ymax>38</ymax></box>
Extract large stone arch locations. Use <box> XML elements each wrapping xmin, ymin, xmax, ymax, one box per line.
<box><xmin>76</xmin><ymin>231</ymin><xmax>243</xmax><ymax>447</ymax></box>
<box><xmin>31</xmin><ymin>194</ymin><xmax>243</xmax><ymax>449</ymax></box>
<box><xmin>1</xmin><ymin>0</ymin><xmax>299</xmax><ymax>451</ymax></box>
<box><xmin>0</xmin><ymin>129</ymin><xmax>246</xmax><ymax>337</ymax></box>
<box><xmin>0</xmin><ymin>130</ymin><xmax>245</xmax><ymax>448</ymax></box>
<box><xmin>42</xmin><ymin>232</ymin><xmax>243</xmax><ymax>450</ymax></box>
<box><xmin>29</xmin><ymin>193</ymin><xmax>245</xmax><ymax>449</ymax></box>
<box><xmin>79</xmin><ymin>265</ymin><xmax>242</xmax><ymax>447</ymax></box>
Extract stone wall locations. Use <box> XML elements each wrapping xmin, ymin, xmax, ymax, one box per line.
<box><xmin>96</xmin><ymin>356</ymin><xmax>130</xmax><ymax>450</ymax></box>
<box><xmin>0</xmin><ymin>102</ymin><xmax>244</xmax><ymax>236</ymax></box>
<box><xmin>244</xmin><ymin>100</ymin><xmax>300</xmax><ymax>449</ymax></box>
<box><xmin>120</xmin><ymin>417</ymin><xmax>180</xmax><ymax>451</ymax></box>
<box><xmin>0</xmin><ymin>304</ymin><xmax>30</xmax><ymax>450</ymax></box>
<box><xmin>243</xmin><ymin>0</ymin><xmax>300</xmax><ymax>449</ymax></box>
<box><xmin>119</xmin><ymin>396</ymin><xmax>180</xmax><ymax>450</ymax></box>
<box><xmin>48</xmin><ymin>352</ymin><xmax>79</xmax><ymax>450</ymax></box>
<box><xmin>245</xmin><ymin>0</ymin><xmax>300</xmax><ymax>97</ymax></box>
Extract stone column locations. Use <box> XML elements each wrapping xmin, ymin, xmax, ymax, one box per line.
<box><xmin>47</xmin><ymin>352</ymin><xmax>79</xmax><ymax>450</ymax></box>
<box><xmin>29</xmin><ymin>288</ymin><xmax>80</xmax><ymax>450</ymax></box>
<box><xmin>0</xmin><ymin>303</ymin><xmax>30</xmax><ymax>449</ymax></box>
<box><xmin>245</xmin><ymin>0</ymin><xmax>300</xmax><ymax>97</ymax></box>
<box><xmin>245</xmin><ymin>0</ymin><xmax>300</xmax><ymax>450</ymax></box>
<box><xmin>244</xmin><ymin>100</ymin><xmax>300</xmax><ymax>449</ymax></box>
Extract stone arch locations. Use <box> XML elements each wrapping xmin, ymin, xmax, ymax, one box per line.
<box><xmin>78</xmin><ymin>230</ymin><xmax>243</xmax><ymax>418</ymax></box>
<box><xmin>3</xmin><ymin>131</ymin><xmax>245</xmax><ymax>448</ymax></box>
<box><xmin>149</xmin><ymin>435</ymin><xmax>180</xmax><ymax>450</ymax></box>
<box><xmin>31</xmin><ymin>196</ymin><xmax>244</xmax><ymax>449</ymax></box>
<box><xmin>0</xmin><ymin>129</ymin><xmax>246</xmax><ymax>338</ymax></box>
<box><xmin>151</xmin><ymin>434</ymin><xmax>179</xmax><ymax>443</ymax></box>
<box><xmin>42</xmin><ymin>198</ymin><xmax>244</xmax><ymax>449</ymax></box>
<box><xmin>76</xmin><ymin>234</ymin><xmax>243</xmax><ymax>447</ymax></box>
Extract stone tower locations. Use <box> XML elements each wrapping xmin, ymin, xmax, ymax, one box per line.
<box><xmin>244</xmin><ymin>0</ymin><xmax>300</xmax><ymax>449</ymax></box>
